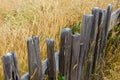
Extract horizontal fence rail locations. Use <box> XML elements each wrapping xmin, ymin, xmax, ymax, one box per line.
<box><xmin>1</xmin><ymin>4</ymin><xmax>120</xmax><ymax>80</ymax></box>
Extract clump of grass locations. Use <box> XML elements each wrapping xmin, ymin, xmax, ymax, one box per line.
<box><xmin>71</xmin><ymin>22</ymin><xmax>81</xmax><ymax>34</ymax></box>
<box><xmin>58</xmin><ymin>75</ymin><xmax>65</xmax><ymax>80</ymax></box>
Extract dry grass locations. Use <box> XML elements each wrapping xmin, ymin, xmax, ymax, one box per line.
<box><xmin>0</xmin><ymin>0</ymin><xmax>119</xmax><ymax>79</ymax></box>
<box><xmin>104</xmin><ymin>24</ymin><xmax>120</xmax><ymax>80</ymax></box>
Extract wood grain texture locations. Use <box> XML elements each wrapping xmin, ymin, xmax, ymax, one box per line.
<box><xmin>59</xmin><ymin>28</ymin><xmax>72</xmax><ymax>80</ymax></box>
<box><xmin>59</xmin><ymin>29</ymin><xmax>66</xmax><ymax>76</ymax></box>
<box><xmin>70</xmin><ymin>34</ymin><xmax>80</xmax><ymax>80</ymax></box>
<box><xmin>100</xmin><ymin>4</ymin><xmax>112</xmax><ymax>59</ymax></box>
<box><xmin>93</xmin><ymin>9</ymin><xmax>107</xmax><ymax>65</ymax></box>
<box><xmin>27</xmin><ymin>36</ymin><xmax>43</xmax><ymax>80</ymax></box>
<box><xmin>2</xmin><ymin>52</ymin><xmax>21</xmax><ymax>80</ymax></box>
<box><xmin>84</xmin><ymin>7</ymin><xmax>102</xmax><ymax>80</ymax></box>
<box><xmin>21</xmin><ymin>51</ymin><xmax>59</xmax><ymax>80</ymax></box>
<box><xmin>83</xmin><ymin>14</ymin><xmax>95</xmax><ymax>80</ymax></box>
<box><xmin>84</xmin><ymin>59</ymin><xmax>92</xmax><ymax>80</ymax></box>
<box><xmin>64</xmin><ymin>28</ymin><xmax>72</xmax><ymax>80</ymax></box>
<box><xmin>46</xmin><ymin>38</ymin><xmax>56</xmax><ymax>80</ymax></box>
<box><xmin>43</xmin><ymin>51</ymin><xmax>59</xmax><ymax>75</ymax></box>
<box><xmin>78</xmin><ymin>14</ymin><xmax>94</xmax><ymax>80</ymax></box>
<box><xmin>91</xmin><ymin>7</ymin><xmax>100</xmax><ymax>74</ymax></box>
<box><xmin>109</xmin><ymin>8</ymin><xmax>120</xmax><ymax>31</ymax></box>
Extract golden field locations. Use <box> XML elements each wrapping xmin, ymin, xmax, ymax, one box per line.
<box><xmin>0</xmin><ymin>0</ymin><xmax>119</xmax><ymax>79</ymax></box>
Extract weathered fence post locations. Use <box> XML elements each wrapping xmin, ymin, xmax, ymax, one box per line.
<box><xmin>92</xmin><ymin>7</ymin><xmax>100</xmax><ymax>74</ymax></box>
<box><xmin>84</xmin><ymin>7</ymin><xmax>102</xmax><ymax>79</ymax></box>
<box><xmin>91</xmin><ymin>4</ymin><xmax>112</xmax><ymax>80</ymax></box>
<box><xmin>59</xmin><ymin>29</ymin><xmax>66</xmax><ymax>76</ymax></box>
<box><xmin>100</xmin><ymin>4</ymin><xmax>112</xmax><ymax>58</ymax></box>
<box><xmin>83</xmin><ymin>14</ymin><xmax>95</xmax><ymax>80</ymax></box>
<box><xmin>2</xmin><ymin>52</ymin><xmax>21</xmax><ymax>80</ymax></box>
<box><xmin>59</xmin><ymin>28</ymin><xmax>72</xmax><ymax>80</ymax></box>
<box><xmin>92</xmin><ymin>9</ymin><xmax>106</xmax><ymax>70</ymax></box>
<box><xmin>109</xmin><ymin>8</ymin><xmax>120</xmax><ymax>31</ymax></box>
<box><xmin>70</xmin><ymin>34</ymin><xmax>80</xmax><ymax>80</ymax></box>
<box><xmin>27</xmin><ymin>36</ymin><xmax>43</xmax><ymax>80</ymax></box>
<box><xmin>78</xmin><ymin>14</ymin><xmax>94</xmax><ymax>80</ymax></box>
<box><xmin>46</xmin><ymin>38</ymin><xmax>56</xmax><ymax>80</ymax></box>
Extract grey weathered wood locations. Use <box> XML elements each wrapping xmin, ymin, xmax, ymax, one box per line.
<box><xmin>2</xmin><ymin>52</ymin><xmax>21</xmax><ymax>80</ymax></box>
<box><xmin>21</xmin><ymin>51</ymin><xmax>59</xmax><ymax>80</ymax></box>
<box><xmin>70</xmin><ymin>34</ymin><xmax>80</xmax><ymax>80</ymax></box>
<box><xmin>78</xmin><ymin>14</ymin><xmax>94</xmax><ymax>80</ymax></box>
<box><xmin>91</xmin><ymin>5</ymin><xmax>113</xmax><ymax>79</ymax></box>
<box><xmin>59</xmin><ymin>29</ymin><xmax>66</xmax><ymax>76</ymax></box>
<box><xmin>100</xmin><ymin>4</ymin><xmax>112</xmax><ymax>59</ymax></box>
<box><xmin>91</xmin><ymin>7</ymin><xmax>100</xmax><ymax>73</ymax></box>
<box><xmin>42</xmin><ymin>51</ymin><xmax>59</xmax><ymax>76</ymax></box>
<box><xmin>84</xmin><ymin>59</ymin><xmax>92</xmax><ymax>80</ymax></box>
<box><xmin>21</xmin><ymin>72</ymin><xmax>29</xmax><ymax>80</ymax></box>
<box><xmin>59</xmin><ymin>28</ymin><xmax>72</xmax><ymax>80</ymax></box>
<box><xmin>91</xmin><ymin>7</ymin><xmax>100</xmax><ymax>41</ymax></box>
<box><xmin>93</xmin><ymin>9</ymin><xmax>107</xmax><ymax>65</ymax></box>
<box><xmin>84</xmin><ymin>7</ymin><xmax>101</xmax><ymax>79</ymax></box>
<box><xmin>84</xmin><ymin>9</ymin><xmax>105</xmax><ymax>78</ymax></box>
<box><xmin>84</xmin><ymin>14</ymin><xmax>94</xmax><ymax>59</ymax></box>
<box><xmin>92</xmin><ymin>5</ymin><xmax>120</xmax><ymax>72</ymax></box>
<box><xmin>78</xmin><ymin>15</ymin><xmax>87</xmax><ymax>80</ymax></box>
<box><xmin>92</xmin><ymin>9</ymin><xmax>104</xmax><ymax>72</ymax></box>
<box><xmin>83</xmin><ymin>14</ymin><xmax>96</xmax><ymax>80</ymax></box>
<box><xmin>64</xmin><ymin>28</ymin><xmax>72</xmax><ymax>80</ymax></box>
<box><xmin>43</xmin><ymin>51</ymin><xmax>59</xmax><ymax>75</ymax></box>
<box><xmin>46</xmin><ymin>38</ymin><xmax>56</xmax><ymax>80</ymax></box>
<box><xmin>54</xmin><ymin>51</ymin><xmax>59</xmax><ymax>72</ymax></box>
<box><xmin>27</xmin><ymin>36</ymin><xmax>43</xmax><ymax>80</ymax></box>
<box><xmin>109</xmin><ymin>8</ymin><xmax>120</xmax><ymax>31</ymax></box>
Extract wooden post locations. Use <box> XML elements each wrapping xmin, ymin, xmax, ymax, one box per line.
<box><xmin>92</xmin><ymin>9</ymin><xmax>107</xmax><ymax>67</ymax></box>
<box><xmin>90</xmin><ymin>5</ymin><xmax>112</xmax><ymax>79</ymax></box>
<box><xmin>59</xmin><ymin>29</ymin><xmax>66</xmax><ymax>76</ymax></box>
<box><xmin>78</xmin><ymin>14</ymin><xmax>94</xmax><ymax>80</ymax></box>
<box><xmin>59</xmin><ymin>28</ymin><xmax>72</xmax><ymax>80</ymax></box>
<box><xmin>27</xmin><ymin>36</ymin><xmax>43</xmax><ymax>80</ymax></box>
<box><xmin>100</xmin><ymin>4</ymin><xmax>112</xmax><ymax>58</ymax></box>
<box><xmin>64</xmin><ymin>28</ymin><xmax>72</xmax><ymax>80</ymax></box>
<box><xmin>84</xmin><ymin>7</ymin><xmax>102</xmax><ymax>80</ymax></box>
<box><xmin>109</xmin><ymin>8</ymin><xmax>120</xmax><ymax>31</ymax></box>
<box><xmin>70</xmin><ymin>34</ymin><xmax>80</xmax><ymax>80</ymax></box>
<box><xmin>2</xmin><ymin>52</ymin><xmax>21</xmax><ymax>80</ymax></box>
<box><xmin>46</xmin><ymin>38</ymin><xmax>56</xmax><ymax>80</ymax></box>
<box><xmin>91</xmin><ymin>7</ymin><xmax>100</xmax><ymax>74</ymax></box>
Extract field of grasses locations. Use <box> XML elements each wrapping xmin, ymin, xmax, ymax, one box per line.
<box><xmin>103</xmin><ymin>24</ymin><xmax>120</xmax><ymax>80</ymax></box>
<box><xmin>0</xmin><ymin>0</ymin><xmax>119</xmax><ymax>79</ymax></box>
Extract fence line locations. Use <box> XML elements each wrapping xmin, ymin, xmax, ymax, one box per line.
<box><xmin>1</xmin><ymin>4</ymin><xmax>120</xmax><ymax>80</ymax></box>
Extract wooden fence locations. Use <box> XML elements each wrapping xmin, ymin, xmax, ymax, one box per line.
<box><xmin>1</xmin><ymin>4</ymin><xmax>120</xmax><ymax>80</ymax></box>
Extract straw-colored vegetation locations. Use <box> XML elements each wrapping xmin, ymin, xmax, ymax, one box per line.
<box><xmin>0</xmin><ymin>0</ymin><xmax>119</xmax><ymax>79</ymax></box>
<box><xmin>104</xmin><ymin>24</ymin><xmax>120</xmax><ymax>80</ymax></box>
